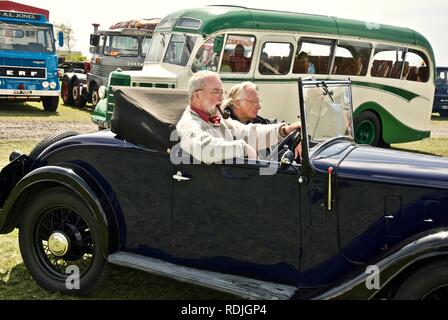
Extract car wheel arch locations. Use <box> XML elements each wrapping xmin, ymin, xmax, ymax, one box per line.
<box><xmin>1</xmin><ymin>165</ymin><xmax>120</xmax><ymax>255</ymax></box>
<box><xmin>372</xmin><ymin>254</ymin><xmax>448</xmax><ymax>299</ymax></box>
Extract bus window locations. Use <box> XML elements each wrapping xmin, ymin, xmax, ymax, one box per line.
<box><xmin>333</xmin><ymin>41</ymin><xmax>371</xmax><ymax>76</ymax></box>
<box><xmin>192</xmin><ymin>37</ymin><xmax>220</xmax><ymax>72</ymax></box>
<box><xmin>404</xmin><ymin>49</ymin><xmax>429</xmax><ymax>82</ymax></box>
<box><xmin>293</xmin><ymin>38</ymin><xmax>334</xmax><ymax>74</ymax></box>
<box><xmin>141</xmin><ymin>37</ymin><xmax>152</xmax><ymax>57</ymax></box>
<box><xmin>258</xmin><ymin>42</ymin><xmax>293</xmax><ymax>75</ymax></box>
<box><xmin>163</xmin><ymin>34</ymin><xmax>198</xmax><ymax>67</ymax></box>
<box><xmin>371</xmin><ymin>45</ymin><xmax>406</xmax><ymax>79</ymax></box>
<box><xmin>220</xmin><ymin>35</ymin><xmax>256</xmax><ymax>73</ymax></box>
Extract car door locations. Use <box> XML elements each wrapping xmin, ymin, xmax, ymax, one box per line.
<box><xmin>171</xmin><ymin>160</ymin><xmax>301</xmax><ymax>285</ymax></box>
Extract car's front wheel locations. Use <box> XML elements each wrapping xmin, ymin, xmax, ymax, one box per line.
<box><xmin>19</xmin><ymin>187</ymin><xmax>109</xmax><ymax>295</ymax></box>
<box><xmin>394</xmin><ymin>260</ymin><xmax>448</xmax><ymax>300</ymax></box>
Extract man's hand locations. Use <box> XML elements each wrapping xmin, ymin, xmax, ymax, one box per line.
<box><xmin>284</xmin><ymin>122</ymin><xmax>301</xmax><ymax>136</ymax></box>
<box><xmin>245</xmin><ymin>144</ymin><xmax>257</xmax><ymax>160</ymax></box>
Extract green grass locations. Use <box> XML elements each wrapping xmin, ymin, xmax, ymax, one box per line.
<box><xmin>392</xmin><ymin>137</ymin><xmax>448</xmax><ymax>157</ymax></box>
<box><xmin>0</xmin><ymin>99</ymin><xmax>92</xmax><ymax>122</ymax></box>
<box><xmin>0</xmin><ymin>140</ymin><xmax>38</xmax><ymax>168</ymax></box>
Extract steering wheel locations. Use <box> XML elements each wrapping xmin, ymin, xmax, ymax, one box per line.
<box><xmin>268</xmin><ymin>128</ymin><xmax>302</xmax><ymax>163</ymax></box>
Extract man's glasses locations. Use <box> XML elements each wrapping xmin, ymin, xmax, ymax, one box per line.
<box><xmin>196</xmin><ymin>89</ymin><xmax>224</xmax><ymax>97</ymax></box>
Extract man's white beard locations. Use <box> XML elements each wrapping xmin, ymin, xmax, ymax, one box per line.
<box><xmin>204</xmin><ymin>100</ymin><xmax>218</xmax><ymax>115</ymax></box>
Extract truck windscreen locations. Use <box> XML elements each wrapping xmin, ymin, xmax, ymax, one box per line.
<box><xmin>0</xmin><ymin>22</ymin><xmax>54</xmax><ymax>53</ymax></box>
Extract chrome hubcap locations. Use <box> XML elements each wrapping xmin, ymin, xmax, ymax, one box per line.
<box><xmin>48</xmin><ymin>232</ymin><xmax>70</xmax><ymax>257</ymax></box>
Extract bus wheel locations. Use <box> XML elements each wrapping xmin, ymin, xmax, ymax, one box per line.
<box><xmin>354</xmin><ymin>111</ymin><xmax>381</xmax><ymax>146</ymax></box>
<box><xmin>41</xmin><ymin>96</ymin><xmax>59</xmax><ymax>112</ymax></box>
<box><xmin>72</xmin><ymin>78</ymin><xmax>86</xmax><ymax>108</ymax></box>
<box><xmin>61</xmin><ymin>77</ymin><xmax>74</xmax><ymax>106</ymax></box>
<box><xmin>439</xmin><ymin>110</ymin><xmax>448</xmax><ymax>117</ymax></box>
<box><xmin>90</xmin><ymin>83</ymin><xmax>100</xmax><ymax>107</ymax></box>
<box><xmin>395</xmin><ymin>260</ymin><xmax>448</xmax><ymax>300</ymax></box>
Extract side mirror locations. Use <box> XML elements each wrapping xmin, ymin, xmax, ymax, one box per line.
<box><xmin>213</xmin><ymin>35</ymin><xmax>224</xmax><ymax>54</ymax></box>
<box><xmin>90</xmin><ymin>34</ymin><xmax>100</xmax><ymax>46</ymax></box>
<box><xmin>58</xmin><ymin>31</ymin><xmax>64</xmax><ymax>47</ymax></box>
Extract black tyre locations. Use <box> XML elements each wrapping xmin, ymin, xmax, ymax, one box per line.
<box><xmin>61</xmin><ymin>77</ymin><xmax>74</xmax><ymax>106</ymax></box>
<box><xmin>439</xmin><ymin>110</ymin><xmax>448</xmax><ymax>118</ymax></box>
<box><xmin>29</xmin><ymin>131</ymin><xmax>79</xmax><ymax>160</ymax></box>
<box><xmin>19</xmin><ymin>186</ymin><xmax>109</xmax><ymax>295</ymax></box>
<box><xmin>90</xmin><ymin>83</ymin><xmax>100</xmax><ymax>107</ymax></box>
<box><xmin>395</xmin><ymin>260</ymin><xmax>448</xmax><ymax>300</ymax></box>
<box><xmin>41</xmin><ymin>96</ymin><xmax>59</xmax><ymax>112</ymax></box>
<box><xmin>72</xmin><ymin>78</ymin><xmax>87</xmax><ymax>108</ymax></box>
<box><xmin>354</xmin><ymin>111</ymin><xmax>382</xmax><ymax>147</ymax></box>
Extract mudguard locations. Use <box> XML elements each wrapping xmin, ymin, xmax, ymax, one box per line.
<box><xmin>313</xmin><ymin>228</ymin><xmax>448</xmax><ymax>299</ymax></box>
<box><xmin>0</xmin><ymin>164</ymin><xmax>121</xmax><ymax>255</ymax></box>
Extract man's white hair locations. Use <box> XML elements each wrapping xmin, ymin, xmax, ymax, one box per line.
<box><xmin>188</xmin><ymin>70</ymin><xmax>220</xmax><ymax>100</ymax></box>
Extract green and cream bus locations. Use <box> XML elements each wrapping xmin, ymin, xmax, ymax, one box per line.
<box><xmin>92</xmin><ymin>5</ymin><xmax>435</xmax><ymax>147</ymax></box>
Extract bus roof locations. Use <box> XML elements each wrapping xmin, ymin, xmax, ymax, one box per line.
<box><xmin>161</xmin><ymin>5</ymin><xmax>433</xmax><ymax>55</ymax></box>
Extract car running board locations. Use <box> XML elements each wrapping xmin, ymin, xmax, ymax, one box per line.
<box><xmin>108</xmin><ymin>252</ymin><xmax>297</xmax><ymax>300</ymax></box>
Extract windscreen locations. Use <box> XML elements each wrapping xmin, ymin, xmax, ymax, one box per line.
<box><xmin>302</xmin><ymin>82</ymin><xmax>354</xmax><ymax>143</ymax></box>
<box><xmin>0</xmin><ymin>22</ymin><xmax>54</xmax><ymax>53</ymax></box>
<box><xmin>163</xmin><ymin>34</ymin><xmax>198</xmax><ymax>67</ymax></box>
<box><xmin>103</xmin><ymin>35</ymin><xmax>139</xmax><ymax>57</ymax></box>
<box><xmin>145</xmin><ymin>32</ymin><xmax>168</xmax><ymax>64</ymax></box>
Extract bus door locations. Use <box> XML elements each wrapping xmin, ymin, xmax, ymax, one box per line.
<box><xmin>253</xmin><ymin>35</ymin><xmax>298</xmax><ymax>123</ymax></box>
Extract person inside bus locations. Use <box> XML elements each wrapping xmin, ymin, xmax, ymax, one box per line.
<box><xmin>258</xmin><ymin>52</ymin><xmax>280</xmax><ymax>75</ymax></box>
<box><xmin>295</xmin><ymin>51</ymin><xmax>316</xmax><ymax>74</ymax></box>
<box><xmin>222</xmin><ymin>82</ymin><xmax>277</xmax><ymax>124</ymax></box>
<box><xmin>354</xmin><ymin>56</ymin><xmax>366</xmax><ymax>76</ymax></box>
<box><xmin>176</xmin><ymin>71</ymin><xmax>301</xmax><ymax>164</ymax></box>
<box><xmin>230</xmin><ymin>44</ymin><xmax>251</xmax><ymax>73</ymax></box>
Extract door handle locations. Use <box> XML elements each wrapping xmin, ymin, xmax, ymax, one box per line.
<box><xmin>173</xmin><ymin>171</ymin><xmax>190</xmax><ymax>182</ymax></box>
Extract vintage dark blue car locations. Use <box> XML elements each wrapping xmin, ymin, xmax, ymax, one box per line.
<box><xmin>1</xmin><ymin>80</ymin><xmax>448</xmax><ymax>300</ymax></box>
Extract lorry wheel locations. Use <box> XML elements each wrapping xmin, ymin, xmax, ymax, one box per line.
<box><xmin>354</xmin><ymin>111</ymin><xmax>382</xmax><ymax>147</ymax></box>
<box><xmin>90</xmin><ymin>83</ymin><xmax>100</xmax><ymax>107</ymax></box>
<box><xmin>19</xmin><ymin>186</ymin><xmax>109</xmax><ymax>295</ymax></box>
<box><xmin>72</xmin><ymin>78</ymin><xmax>87</xmax><ymax>108</ymax></box>
<box><xmin>394</xmin><ymin>260</ymin><xmax>448</xmax><ymax>300</ymax></box>
<box><xmin>29</xmin><ymin>131</ymin><xmax>79</xmax><ymax>160</ymax></box>
<box><xmin>41</xmin><ymin>96</ymin><xmax>59</xmax><ymax>112</ymax></box>
<box><xmin>61</xmin><ymin>77</ymin><xmax>74</xmax><ymax>105</ymax></box>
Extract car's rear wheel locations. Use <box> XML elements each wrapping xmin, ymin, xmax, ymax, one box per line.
<box><xmin>394</xmin><ymin>260</ymin><xmax>448</xmax><ymax>300</ymax></box>
<box><xmin>354</xmin><ymin>111</ymin><xmax>382</xmax><ymax>147</ymax></box>
<box><xmin>61</xmin><ymin>77</ymin><xmax>74</xmax><ymax>106</ymax></box>
<box><xmin>29</xmin><ymin>131</ymin><xmax>79</xmax><ymax>160</ymax></box>
<box><xmin>19</xmin><ymin>186</ymin><xmax>109</xmax><ymax>295</ymax></box>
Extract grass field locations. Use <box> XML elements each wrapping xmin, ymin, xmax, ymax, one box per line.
<box><xmin>1</xmin><ymin>103</ymin><xmax>448</xmax><ymax>299</ymax></box>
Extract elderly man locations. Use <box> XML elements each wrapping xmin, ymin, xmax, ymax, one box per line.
<box><xmin>176</xmin><ymin>70</ymin><xmax>300</xmax><ymax>164</ymax></box>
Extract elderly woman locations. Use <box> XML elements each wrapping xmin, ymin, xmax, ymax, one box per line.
<box><xmin>222</xmin><ymin>82</ymin><xmax>276</xmax><ymax>125</ymax></box>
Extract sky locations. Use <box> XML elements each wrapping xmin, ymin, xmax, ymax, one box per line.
<box><xmin>15</xmin><ymin>0</ymin><xmax>448</xmax><ymax>66</ymax></box>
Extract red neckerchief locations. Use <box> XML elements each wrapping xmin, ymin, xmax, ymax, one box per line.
<box><xmin>191</xmin><ymin>106</ymin><xmax>221</xmax><ymax>125</ymax></box>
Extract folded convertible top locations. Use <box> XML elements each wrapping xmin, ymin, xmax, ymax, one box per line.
<box><xmin>111</xmin><ymin>87</ymin><xmax>188</xmax><ymax>151</ymax></box>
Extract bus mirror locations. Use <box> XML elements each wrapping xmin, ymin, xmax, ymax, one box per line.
<box><xmin>213</xmin><ymin>35</ymin><xmax>224</xmax><ymax>53</ymax></box>
<box><xmin>90</xmin><ymin>34</ymin><xmax>100</xmax><ymax>46</ymax></box>
<box><xmin>58</xmin><ymin>31</ymin><xmax>64</xmax><ymax>47</ymax></box>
